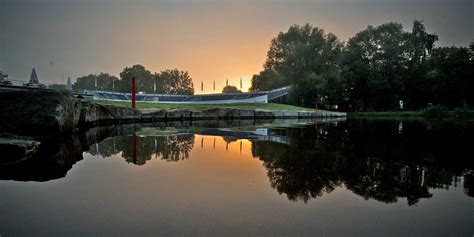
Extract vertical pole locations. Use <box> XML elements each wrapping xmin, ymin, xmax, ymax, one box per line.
<box><xmin>132</xmin><ymin>76</ymin><xmax>136</xmax><ymax>108</ymax></box>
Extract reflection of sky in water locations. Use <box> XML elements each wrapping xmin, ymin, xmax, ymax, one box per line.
<box><xmin>1</xmin><ymin>121</ymin><xmax>473</xmax><ymax>236</ymax></box>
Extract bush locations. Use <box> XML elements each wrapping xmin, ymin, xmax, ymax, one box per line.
<box><xmin>422</xmin><ymin>105</ymin><xmax>448</xmax><ymax>119</ymax></box>
<box><xmin>453</xmin><ymin>107</ymin><xmax>474</xmax><ymax>118</ymax></box>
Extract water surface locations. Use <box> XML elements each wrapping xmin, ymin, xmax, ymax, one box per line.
<box><xmin>1</xmin><ymin>119</ymin><xmax>473</xmax><ymax>236</ymax></box>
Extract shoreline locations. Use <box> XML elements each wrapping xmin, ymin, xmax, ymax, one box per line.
<box><xmin>0</xmin><ymin>90</ymin><xmax>346</xmax><ymax>137</ymax></box>
<box><xmin>348</xmin><ymin>109</ymin><xmax>474</xmax><ymax>120</ymax></box>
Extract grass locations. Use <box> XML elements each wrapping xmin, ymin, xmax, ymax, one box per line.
<box><xmin>349</xmin><ymin>111</ymin><xmax>423</xmax><ymax>118</ymax></box>
<box><xmin>91</xmin><ymin>99</ymin><xmax>331</xmax><ymax>112</ymax></box>
<box><xmin>349</xmin><ymin>108</ymin><xmax>474</xmax><ymax>120</ymax></box>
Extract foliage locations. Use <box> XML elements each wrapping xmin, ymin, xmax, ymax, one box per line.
<box><xmin>73</xmin><ymin>73</ymin><xmax>118</xmax><ymax>92</ymax></box>
<box><xmin>118</xmin><ymin>65</ymin><xmax>155</xmax><ymax>93</ymax></box>
<box><xmin>251</xmin><ymin>23</ymin><xmax>344</xmax><ymax>107</ymax></box>
<box><xmin>157</xmin><ymin>69</ymin><xmax>194</xmax><ymax>95</ymax></box>
<box><xmin>428</xmin><ymin>46</ymin><xmax>473</xmax><ymax>108</ymax></box>
<box><xmin>222</xmin><ymin>85</ymin><xmax>242</xmax><ymax>93</ymax></box>
<box><xmin>253</xmin><ymin>21</ymin><xmax>472</xmax><ymax>111</ymax></box>
<box><xmin>74</xmin><ymin>65</ymin><xmax>194</xmax><ymax>95</ymax></box>
<box><xmin>422</xmin><ymin>105</ymin><xmax>449</xmax><ymax>119</ymax></box>
<box><xmin>342</xmin><ymin>22</ymin><xmax>410</xmax><ymax>111</ymax></box>
<box><xmin>452</xmin><ymin>107</ymin><xmax>474</xmax><ymax>118</ymax></box>
<box><xmin>48</xmin><ymin>84</ymin><xmax>67</xmax><ymax>91</ymax></box>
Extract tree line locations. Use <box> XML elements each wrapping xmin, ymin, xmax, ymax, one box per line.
<box><xmin>250</xmin><ymin>21</ymin><xmax>473</xmax><ymax>111</ymax></box>
<box><xmin>73</xmin><ymin>65</ymin><xmax>194</xmax><ymax>95</ymax></box>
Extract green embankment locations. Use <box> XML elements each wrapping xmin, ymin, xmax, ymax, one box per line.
<box><xmin>349</xmin><ymin>111</ymin><xmax>422</xmax><ymax>117</ymax></box>
<box><xmin>349</xmin><ymin>108</ymin><xmax>474</xmax><ymax>119</ymax></box>
<box><xmin>91</xmin><ymin>99</ymin><xmax>331</xmax><ymax>112</ymax></box>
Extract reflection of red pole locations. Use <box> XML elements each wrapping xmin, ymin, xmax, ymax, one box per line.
<box><xmin>132</xmin><ymin>76</ymin><xmax>136</xmax><ymax>108</ymax></box>
<box><xmin>132</xmin><ymin>132</ymin><xmax>137</xmax><ymax>164</ymax></box>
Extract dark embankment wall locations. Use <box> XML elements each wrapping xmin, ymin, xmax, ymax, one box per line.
<box><xmin>0</xmin><ymin>90</ymin><xmax>82</xmax><ymax>135</ymax></box>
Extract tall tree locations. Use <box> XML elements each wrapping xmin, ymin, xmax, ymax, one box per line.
<box><xmin>253</xmin><ymin>24</ymin><xmax>344</xmax><ymax>107</ymax></box>
<box><xmin>342</xmin><ymin>22</ymin><xmax>410</xmax><ymax>111</ymax></box>
<box><xmin>118</xmin><ymin>65</ymin><xmax>154</xmax><ymax>93</ymax></box>
<box><xmin>428</xmin><ymin>45</ymin><xmax>473</xmax><ymax>108</ymax></box>
<box><xmin>404</xmin><ymin>20</ymin><xmax>439</xmax><ymax>109</ymax></box>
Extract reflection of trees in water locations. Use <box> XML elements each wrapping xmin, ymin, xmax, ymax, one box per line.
<box><xmin>87</xmin><ymin>135</ymin><xmax>194</xmax><ymax>165</ymax></box>
<box><xmin>252</xmin><ymin>120</ymin><xmax>474</xmax><ymax>204</ymax></box>
<box><xmin>160</xmin><ymin>135</ymin><xmax>194</xmax><ymax>162</ymax></box>
<box><xmin>257</xmin><ymin>142</ymin><xmax>342</xmax><ymax>202</ymax></box>
<box><xmin>464</xmin><ymin>173</ymin><xmax>474</xmax><ymax>197</ymax></box>
<box><xmin>253</xmin><ymin>124</ymin><xmax>348</xmax><ymax>203</ymax></box>
<box><xmin>343</xmin><ymin>159</ymin><xmax>433</xmax><ymax>205</ymax></box>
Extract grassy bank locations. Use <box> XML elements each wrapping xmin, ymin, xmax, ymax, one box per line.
<box><xmin>91</xmin><ymin>99</ymin><xmax>330</xmax><ymax>112</ymax></box>
<box><xmin>349</xmin><ymin>107</ymin><xmax>474</xmax><ymax>119</ymax></box>
<box><xmin>349</xmin><ymin>111</ymin><xmax>423</xmax><ymax>117</ymax></box>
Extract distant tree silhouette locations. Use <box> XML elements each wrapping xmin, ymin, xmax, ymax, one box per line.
<box><xmin>156</xmin><ymin>69</ymin><xmax>194</xmax><ymax>95</ymax></box>
<box><xmin>222</xmin><ymin>85</ymin><xmax>242</xmax><ymax>94</ymax></box>
<box><xmin>118</xmin><ymin>65</ymin><xmax>154</xmax><ymax>93</ymax></box>
<box><xmin>73</xmin><ymin>73</ymin><xmax>118</xmax><ymax>92</ymax></box>
<box><xmin>252</xmin><ymin>21</ymin><xmax>473</xmax><ymax>110</ymax></box>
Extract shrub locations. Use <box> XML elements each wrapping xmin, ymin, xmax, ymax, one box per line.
<box><xmin>453</xmin><ymin>107</ymin><xmax>474</xmax><ymax>118</ymax></box>
<box><xmin>422</xmin><ymin>105</ymin><xmax>448</xmax><ymax>119</ymax></box>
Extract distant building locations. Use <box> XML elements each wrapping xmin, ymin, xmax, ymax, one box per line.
<box><xmin>0</xmin><ymin>70</ymin><xmax>12</xmax><ymax>85</ymax></box>
<box><xmin>30</xmin><ymin>68</ymin><xmax>39</xmax><ymax>84</ymax></box>
<box><xmin>23</xmin><ymin>68</ymin><xmax>46</xmax><ymax>88</ymax></box>
<box><xmin>66</xmin><ymin>77</ymin><xmax>73</xmax><ymax>92</ymax></box>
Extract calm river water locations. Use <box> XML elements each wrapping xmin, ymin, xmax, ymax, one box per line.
<box><xmin>1</xmin><ymin>119</ymin><xmax>473</xmax><ymax>236</ymax></box>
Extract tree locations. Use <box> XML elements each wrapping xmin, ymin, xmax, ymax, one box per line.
<box><xmin>428</xmin><ymin>45</ymin><xmax>473</xmax><ymax>107</ymax></box>
<box><xmin>118</xmin><ymin>65</ymin><xmax>154</xmax><ymax>93</ymax></box>
<box><xmin>342</xmin><ymin>22</ymin><xmax>411</xmax><ymax>111</ymax></box>
<box><xmin>73</xmin><ymin>74</ymin><xmax>95</xmax><ymax>92</ymax></box>
<box><xmin>249</xmin><ymin>69</ymin><xmax>286</xmax><ymax>92</ymax></box>
<box><xmin>404</xmin><ymin>20</ymin><xmax>439</xmax><ymax>109</ymax></box>
<box><xmin>48</xmin><ymin>84</ymin><xmax>67</xmax><ymax>91</ymax></box>
<box><xmin>252</xmin><ymin>24</ymin><xmax>344</xmax><ymax>107</ymax></box>
<box><xmin>73</xmin><ymin>73</ymin><xmax>118</xmax><ymax>92</ymax></box>
<box><xmin>157</xmin><ymin>69</ymin><xmax>194</xmax><ymax>95</ymax></box>
<box><xmin>222</xmin><ymin>85</ymin><xmax>242</xmax><ymax>94</ymax></box>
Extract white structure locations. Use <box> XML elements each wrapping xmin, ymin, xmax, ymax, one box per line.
<box><xmin>23</xmin><ymin>68</ymin><xmax>46</xmax><ymax>88</ymax></box>
<box><xmin>66</xmin><ymin>77</ymin><xmax>73</xmax><ymax>92</ymax></box>
<box><xmin>89</xmin><ymin>86</ymin><xmax>289</xmax><ymax>104</ymax></box>
<box><xmin>0</xmin><ymin>71</ymin><xmax>11</xmax><ymax>85</ymax></box>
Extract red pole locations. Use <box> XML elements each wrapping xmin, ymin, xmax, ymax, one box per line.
<box><xmin>132</xmin><ymin>132</ymin><xmax>137</xmax><ymax>164</ymax></box>
<box><xmin>132</xmin><ymin>76</ymin><xmax>136</xmax><ymax>108</ymax></box>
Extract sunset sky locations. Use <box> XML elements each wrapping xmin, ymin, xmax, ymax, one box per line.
<box><xmin>1</xmin><ymin>0</ymin><xmax>472</xmax><ymax>93</ymax></box>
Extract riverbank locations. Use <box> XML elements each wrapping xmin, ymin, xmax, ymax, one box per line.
<box><xmin>91</xmin><ymin>99</ymin><xmax>324</xmax><ymax>112</ymax></box>
<box><xmin>349</xmin><ymin>107</ymin><xmax>474</xmax><ymax>119</ymax></box>
<box><xmin>0</xmin><ymin>90</ymin><xmax>345</xmax><ymax>137</ymax></box>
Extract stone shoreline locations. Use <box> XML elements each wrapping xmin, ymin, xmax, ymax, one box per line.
<box><xmin>139</xmin><ymin>108</ymin><xmax>346</xmax><ymax>124</ymax></box>
<box><xmin>0</xmin><ymin>90</ymin><xmax>346</xmax><ymax>136</ymax></box>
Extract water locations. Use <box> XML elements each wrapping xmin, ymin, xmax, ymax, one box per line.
<box><xmin>1</xmin><ymin>119</ymin><xmax>473</xmax><ymax>236</ymax></box>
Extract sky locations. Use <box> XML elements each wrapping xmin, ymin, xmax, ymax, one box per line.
<box><xmin>0</xmin><ymin>0</ymin><xmax>472</xmax><ymax>93</ymax></box>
